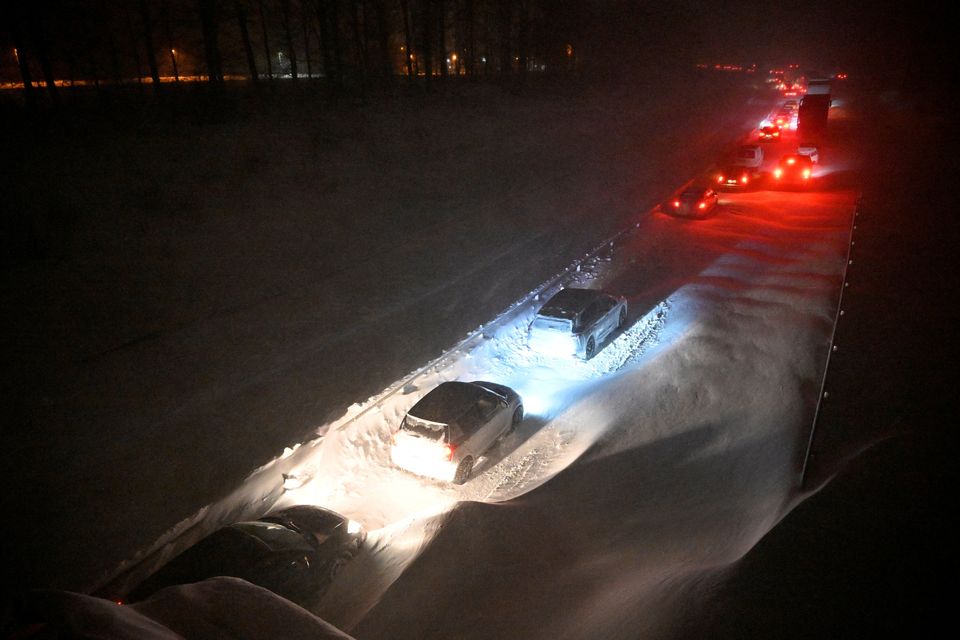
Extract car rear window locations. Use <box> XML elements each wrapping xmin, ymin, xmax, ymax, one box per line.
<box><xmin>737</xmin><ymin>149</ymin><xmax>756</xmax><ymax>159</ymax></box>
<box><xmin>401</xmin><ymin>415</ymin><xmax>448</xmax><ymax>441</ymax></box>
<box><xmin>532</xmin><ymin>316</ymin><xmax>573</xmax><ymax>333</ymax></box>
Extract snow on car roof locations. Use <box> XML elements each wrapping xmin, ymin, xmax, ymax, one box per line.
<box><xmin>538</xmin><ymin>288</ymin><xmax>601</xmax><ymax>318</ymax></box>
<box><xmin>407</xmin><ymin>381</ymin><xmax>490</xmax><ymax>423</ymax></box>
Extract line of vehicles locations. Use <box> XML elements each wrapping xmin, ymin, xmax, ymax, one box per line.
<box><xmin>113</xmin><ymin>287</ymin><xmax>632</xmax><ymax>607</ymax></box>
<box><xmin>105</xmin><ymin>80</ymin><xmax>837</xmax><ymax>612</ymax></box>
<box><xmin>661</xmin><ymin>87</ymin><xmax>830</xmax><ymax>219</ymax></box>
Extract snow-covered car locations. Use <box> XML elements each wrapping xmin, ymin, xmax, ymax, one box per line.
<box><xmin>127</xmin><ymin>506</ymin><xmax>364</xmax><ymax>609</ymax></box>
<box><xmin>528</xmin><ymin>287</ymin><xmax>628</xmax><ymax>359</ymax></box>
<box><xmin>664</xmin><ymin>186</ymin><xmax>719</xmax><ymax>219</ymax></box>
<box><xmin>392</xmin><ymin>381</ymin><xmax>523</xmax><ymax>484</ymax></box>
<box><xmin>773</xmin><ymin>154</ymin><xmax>814</xmax><ymax>187</ymax></box>
<box><xmin>796</xmin><ymin>141</ymin><xmax>820</xmax><ymax>163</ymax></box>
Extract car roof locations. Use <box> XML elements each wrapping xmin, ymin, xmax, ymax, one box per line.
<box><xmin>539</xmin><ymin>288</ymin><xmax>604</xmax><ymax>318</ymax></box>
<box><xmin>408</xmin><ymin>381</ymin><xmax>492</xmax><ymax>423</ymax></box>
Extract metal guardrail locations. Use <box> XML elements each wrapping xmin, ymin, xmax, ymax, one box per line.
<box><xmin>800</xmin><ymin>193</ymin><xmax>861</xmax><ymax>488</ymax></box>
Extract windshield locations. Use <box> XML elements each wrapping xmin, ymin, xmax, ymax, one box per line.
<box><xmin>532</xmin><ymin>316</ymin><xmax>573</xmax><ymax>333</ymax></box>
<box><xmin>401</xmin><ymin>415</ymin><xmax>448</xmax><ymax>441</ymax></box>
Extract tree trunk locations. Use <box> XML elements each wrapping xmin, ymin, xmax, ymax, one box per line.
<box><xmin>196</xmin><ymin>0</ymin><xmax>224</xmax><ymax>83</ymax></box>
<box><xmin>8</xmin><ymin>12</ymin><xmax>37</xmax><ymax>110</ymax></box>
<box><xmin>280</xmin><ymin>0</ymin><xmax>298</xmax><ymax>79</ymax></box>
<box><xmin>437</xmin><ymin>0</ymin><xmax>446</xmax><ymax>79</ymax></box>
<box><xmin>399</xmin><ymin>0</ymin><xmax>413</xmax><ymax>82</ymax></box>
<box><xmin>350</xmin><ymin>0</ymin><xmax>367</xmax><ymax>100</ymax></box>
<box><xmin>372</xmin><ymin>0</ymin><xmax>391</xmax><ymax>82</ymax></box>
<box><xmin>161</xmin><ymin>0</ymin><xmax>180</xmax><ymax>81</ymax></box>
<box><xmin>234</xmin><ymin>0</ymin><xmax>259</xmax><ymax>82</ymax></box>
<box><xmin>301</xmin><ymin>0</ymin><xmax>312</xmax><ymax>78</ymax></box>
<box><xmin>257</xmin><ymin>0</ymin><xmax>273</xmax><ymax>79</ymax></box>
<box><xmin>330</xmin><ymin>0</ymin><xmax>344</xmax><ymax>87</ymax></box>
<box><xmin>314</xmin><ymin>0</ymin><xmax>334</xmax><ymax>85</ymax></box>
<box><xmin>420</xmin><ymin>0</ymin><xmax>433</xmax><ymax>85</ymax></box>
<box><xmin>497</xmin><ymin>0</ymin><xmax>511</xmax><ymax>76</ymax></box>
<box><xmin>465</xmin><ymin>0</ymin><xmax>474</xmax><ymax>78</ymax></box>
<box><xmin>138</xmin><ymin>0</ymin><xmax>162</xmax><ymax>87</ymax></box>
<box><xmin>517</xmin><ymin>0</ymin><xmax>528</xmax><ymax>80</ymax></box>
<box><xmin>26</xmin><ymin>10</ymin><xmax>60</xmax><ymax>106</ymax></box>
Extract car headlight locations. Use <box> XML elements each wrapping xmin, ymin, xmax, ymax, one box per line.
<box><xmin>347</xmin><ymin>519</ymin><xmax>362</xmax><ymax>535</ymax></box>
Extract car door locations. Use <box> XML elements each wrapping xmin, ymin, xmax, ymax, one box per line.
<box><xmin>580</xmin><ymin>301</ymin><xmax>601</xmax><ymax>340</ymax></box>
<box><xmin>472</xmin><ymin>393</ymin><xmax>505</xmax><ymax>455</ymax></box>
<box><xmin>596</xmin><ymin>296</ymin><xmax>618</xmax><ymax>340</ymax></box>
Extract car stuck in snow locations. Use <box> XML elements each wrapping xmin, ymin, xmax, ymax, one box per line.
<box><xmin>391</xmin><ymin>381</ymin><xmax>523</xmax><ymax>484</ymax></box>
<box><xmin>528</xmin><ymin>288</ymin><xmax>628</xmax><ymax>359</ymax></box>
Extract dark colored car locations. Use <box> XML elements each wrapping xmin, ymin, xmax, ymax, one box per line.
<box><xmin>528</xmin><ymin>288</ymin><xmax>628</xmax><ymax>359</ymax></box>
<box><xmin>759</xmin><ymin>124</ymin><xmax>782</xmax><ymax>141</ymax></box>
<box><xmin>773</xmin><ymin>153</ymin><xmax>814</xmax><ymax>187</ymax></box>
<box><xmin>127</xmin><ymin>506</ymin><xmax>364</xmax><ymax>608</ymax></box>
<box><xmin>715</xmin><ymin>164</ymin><xmax>756</xmax><ymax>190</ymax></box>
<box><xmin>664</xmin><ymin>186</ymin><xmax>719</xmax><ymax>219</ymax></box>
<box><xmin>392</xmin><ymin>381</ymin><xmax>523</xmax><ymax>484</ymax></box>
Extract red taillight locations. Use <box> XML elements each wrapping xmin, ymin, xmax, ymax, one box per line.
<box><xmin>698</xmin><ymin>201</ymin><xmax>706</xmax><ymax>209</ymax></box>
<box><xmin>717</xmin><ymin>175</ymin><xmax>724</xmax><ymax>183</ymax></box>
<box><xmin>787</xmin><ymin>157</ymin><xmax>795</xmax><ymax>164</ymax></box>
<box><xmin>803</xmin><ymin>169</ymin><xmax>811</xmax><ymax>179</ymax></box>
<box><xmin>774</xmin><ymin>168</ymin><xmax>782</xmax><ymax>179</ymax></box>
<box><xmin>741</xmin><ymin>175</ymin><xmax>748</xmax><ymax>184</ymax></box>
<box><xmin>443</xmin><ymin>443</ymin><xmax>455</xmax><ymax>460</ymax></box>
<box><xmin>673</xmin><ymin>200</ymin><xmax>680</xmax><ymax>208</ymax></box>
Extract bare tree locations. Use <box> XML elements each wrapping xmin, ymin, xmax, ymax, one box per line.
<box><xmin>437</xmin><ymin>0</ymin><xmax>446</xmax><ymax>79</ymax></box>
<box><xmin>196</xmin><ymin>0</ymin><xmax>224</xmax><ymax>83</ymax></box>
<box><xmin>138</xmin><ymin>0</ymin><xmax>162</xmax><ymax>87</ymax></box>
<box><xmin>301</xmin><ymin>1</ymin><xmax>312</xmax><ymax>78</ymax></box>
<box><xmin>234</xmin><ymin>0</ymin><xmax>259</xmax><ymax>81</ymax></box>
<box><xmin>256</xmin><ymin>0</ymin><xmax>273</xmax><ymax>78</ymax></box>
<box><xmin>420</xmin><ymin>0</ymin><xmax>433</xmax><ymax>85</ymax></box>
<box><xmin>399</xmin><ymin>0</ymin><xmax>413</xmax><ymax>82</ymax></box>
<box><xmin>279</xmin><ymin>0</ymin><xmax>298</xmax><ymax>78</ymax></box>
<box><xmin>372</xmin><ymin>0</ymin><xmax>391</xmax><ymax>81</ymax></box>
<box><xmin>161</xmin><ymin>0</ymin><xmax>180</xmax><ymax>81</ymax></box>
<box><xmin>7</xmin><ymin>7</ymin><xmax>37</xmax><ymax>110</ymax></box>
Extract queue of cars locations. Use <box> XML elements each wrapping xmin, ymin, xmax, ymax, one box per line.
<box><xmin>661</xmin><ymin>96</ymin><xmax>824</xmax><ymax>220</ymax></box>
<box><xmin>124</xmin><ymin>94</ymin><xmax>828</xmax><ymax>611</ymax></box>
<box><xmin>124</xmin><ymin>282</ymin><xmax>634</xmax><ymax>604</ymax></box>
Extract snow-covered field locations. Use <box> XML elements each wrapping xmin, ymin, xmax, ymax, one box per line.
<box><xmin>2</xmin><ymin>71</ymin><xmax>862</xmax><ymax>637</ymax></box>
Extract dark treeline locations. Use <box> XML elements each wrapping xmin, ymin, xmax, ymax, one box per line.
<box><xmin>1</xmin><ymin>0</ymin><xmax>607</xmax><ymax>108</ymax></box>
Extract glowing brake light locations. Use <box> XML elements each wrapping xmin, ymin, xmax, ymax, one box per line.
<box><xmin>673</xmin><ymin>200</ymin><xmax>680</xmax><ymax>208</ymax></box>
<box><xmin>787</xmin><ymin>157</ymin><xmax>795</xmax><ymax>164</ymax></box>
<box><xmin>741</xmin><ymin>175</ymin><xmax>748</xmax><ymax>184</ymax></box>
<box><xmin>443</xmin><ymin>443</ymin><xmax>455</xmax><ymax>460</ymax></box>
<box><xmin>698</xmin><ymin>201</ymin><xmax>706</xmax><ymax>209</ymax></box>
<box><xmin>717</xmin><ymin>175</ymin><xmax>724</xmax><ymax>183</ymax></box>
<box><xmin>773</xmin><ymin>168</ymin><xmax>782</xmax><ymax>179</ymax></box>
<box><xmin>803</xmin><ymin>169</ymin><xmax>811</xmax><ymax>179</ymax></box>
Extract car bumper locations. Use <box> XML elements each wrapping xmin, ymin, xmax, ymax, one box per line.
<box><xmin>391</xmin><ymin>444</ymin><xmax>457</xmax><ymax>482</ymax></box>
<box><xmin>528</xmin><ymin>331</ymin><xmax>579</xmax><ymax>358</ymax></box>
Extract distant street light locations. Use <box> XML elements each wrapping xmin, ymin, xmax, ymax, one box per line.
<box><xmin>168</xmin><ymin>48</ymin><xmax>180</xmax><ymax>82</ymax></box>
<box><xmin>13</xmin><ymin>47</ymin><xmax>19</xmax><ymax>64</ymax></box>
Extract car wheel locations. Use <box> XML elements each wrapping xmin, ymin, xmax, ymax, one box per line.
<box><xmin>618</xmin><ymin>308</ymin><xmax>627</xmax><ymax>329</ymax></box>
<box><xmin>585</xmin><ymin>337</ymin><xmax>596</xmax><ymax>359</ymax></box>
<box><xmin>453</xmin><ymin>456</ymin><xmax>474</xmax><ymax>485</ymax></box>
<box><xmin>510</xmin><ymin>404</ymin><xmax>524</xmax><ymax>430</ymax></box>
